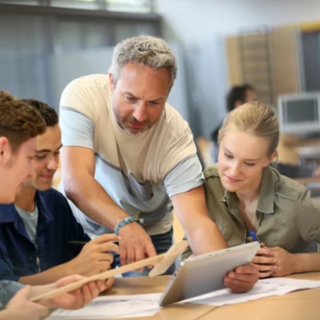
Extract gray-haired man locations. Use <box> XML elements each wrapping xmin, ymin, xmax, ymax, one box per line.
<box><xmin>59</xmin><ymin>36</ymin><xmax>258</xmax><ymax>292</ymax></box>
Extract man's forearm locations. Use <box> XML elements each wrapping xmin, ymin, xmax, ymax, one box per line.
<box><xmin>186</xmin><ymin>217</ymin><xmax>228</xmax><ymax>256</ymax></box>
<box><xmin>172</xmin><ymin>186</ymin><xmax>228</xmax><ymax>256</ymax></box>
<box><xmin>293</xmin><ymin>253</ymin><xmax>320</xmax><ymax>274</ymax></box>
<box><xmin>64</xmin><ymin>174</ymin><xmax>129</xmax><ymax>230</ymax></box>
<box><xmin>19</xmin><ymin>262</ymin><xmax>74</xmax><ymax>286</ymax></box>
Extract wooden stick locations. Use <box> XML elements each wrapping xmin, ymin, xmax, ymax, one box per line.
<box><xmin>31</xmin><ymin>240</ymin><xmax>188</xmax><ymax>303</ymax></box>
<box><xmin>31</xmin><ymin>254</ymin><xmax>165</xmax><ymax>303</ymax></box>
<box><xmin>149</xmin><ymin>240</ymin><xmax>188</xmax><ymax>277</ymax></box>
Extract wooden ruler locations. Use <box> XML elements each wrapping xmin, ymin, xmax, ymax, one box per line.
<box><xmin>31</xmin><ymin>240</ymin><xmax>189</xmax><ymax>303</ymax></box>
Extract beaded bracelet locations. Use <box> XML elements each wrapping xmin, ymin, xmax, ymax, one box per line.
<box><xmin>114</xmin><ymin>217</ymin><xmax>144</xmax><ymax>235</ymax></box>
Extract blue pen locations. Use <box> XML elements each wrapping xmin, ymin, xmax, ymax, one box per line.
<box><xmin>248</xmin><ymin>229</ymin><xmax>260</xmax><ymax>244</ymax></box>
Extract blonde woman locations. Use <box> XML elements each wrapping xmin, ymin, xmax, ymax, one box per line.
<box><xmin>184</xmin><ymin>102</ymin><xmax>320</xmax><ymax>279</ymax></box>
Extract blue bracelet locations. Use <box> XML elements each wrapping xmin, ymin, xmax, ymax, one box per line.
<box><xmin>114</xmin><ymin>217</ymin><xmax>144</xmax><ymax>235</ymax></box>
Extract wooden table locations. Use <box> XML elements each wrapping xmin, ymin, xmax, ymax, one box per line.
<box><xmin>100</xmin><ymin>272</ymin><xmax>320</xmax><ymax>320</ymax></box>
<box><xmin>201</xmin><ymin>272</ymin><xmax>320</xmax><ymax>320</ymax></box>
<box><xmin>102</xmin><ymin>276</ymin><xmax>215</xmax><ymax>320</ymax></box>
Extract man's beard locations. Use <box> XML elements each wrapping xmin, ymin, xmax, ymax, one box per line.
<box><xmin>114</xmin><ymin>113</ymin><xmax>151</xmax><ymax>135</ymax></box>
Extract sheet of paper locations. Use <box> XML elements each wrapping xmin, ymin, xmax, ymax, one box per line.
<box><xmin>260</xmin><ymin>277</ymin><xmax>320</xmax><ymax>289</ymax></box>
<box><xmin>46</xmin><ymin>293</ymin><xmax>162</xmax><ymax>320</ymax></box>
<box><xmin>184</xmin><ymin>278</ymin><xmax>320</xmax><ymax>307</ymax></box>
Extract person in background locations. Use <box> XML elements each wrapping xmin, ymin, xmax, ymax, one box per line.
<box><xmin>184</xmin><ymin>102</ymin><xmax>320</xmax><ymax>279</ymax></box>
<box><xmin>211</xmin><ymin>84</ymin><xmax>320</xmax><ymax>177</ymax></box>
<box><xmin>0</xmin><ymin>98</ymin><xmax>119</xmax><ymax>285</ymax></box>
<box><xmin>0</xmin><ymin>91</ymin><xmax>114</xmax><ymax>320</ymax></box>
<box><xmin>210</xmin><ymin>84</ymin><xmax>256</xmax><ymax>163</ymax></box>
<box><xmin>211</xmin><ymin>84</ymin><xmax>256</xmax><ymax>144</ymax></box>
<box><xmin>58</xmin><ymin>35</ymin><xmax>258</xmax><ymax>292</ymax></box>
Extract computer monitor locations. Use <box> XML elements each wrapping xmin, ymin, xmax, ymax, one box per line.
<box><xmin>278</xmin><ymin>92</ymin><xmax>320</xmax><ymax>135</ymax></box>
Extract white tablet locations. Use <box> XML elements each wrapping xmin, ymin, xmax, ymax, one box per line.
<box><xmin>158</xmin><ymin>242</ymin><xmax>260</xmax><ymax>306</ymax></box>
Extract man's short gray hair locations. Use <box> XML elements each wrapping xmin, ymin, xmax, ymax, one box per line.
<box><xmin>109</xmin><ymin>35</ymin><xmax>177</xmax><ymax>88</ymax></box>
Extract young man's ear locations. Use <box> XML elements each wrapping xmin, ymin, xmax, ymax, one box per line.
<box><xmin>0</xmin><ymin>137</ymin><xmax>12</xmax><ymax>165</ymax></box>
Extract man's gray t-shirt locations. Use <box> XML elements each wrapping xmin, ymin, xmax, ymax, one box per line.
<box><xmin>59</xmin><ymin>74</ymin><xmax>204</xmax><ymax>238</ymax></box>
<box><xmin>15</xmin><ymin>204</ymin><xmax>38</xmax><ymax>245</ymax></box>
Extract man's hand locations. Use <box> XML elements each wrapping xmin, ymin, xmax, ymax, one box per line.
<box><xmin>223</xmin><ymin>264</ymin><xmax>259</xmax><ymax>293</ymax></box>
<box><xmin>119</xmin><ymin>222</ymin><xmax>156</xmax><ymax>266</ymax></box>
<box><xmin>5</xmin><ymin>286</ymin><xmax>49</xmax><ymax>320</ymax></box>
<box><xmin>252</xmin><ymin>245</ymin><xmax>277</xmax><ymax>278</ymax></box>
<box><xmin>44</xmin><ymin>275</ymin><xmax>114</xmax><ymax>310</ymax></box>
<box><xmin>68</xmin><ymin>234</ymin><xmax>120</xmax><ymax>276</ymax></box>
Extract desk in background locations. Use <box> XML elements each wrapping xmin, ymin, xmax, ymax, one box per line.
<box><xmin>294</xmin><ymin>176</ymin><xmax>320</xmax><ymax>201</ymax></box>
<box><xmin>277</xmin><ymin>135</ymin><xmax>320</xmax><ymax>197</ymax></box>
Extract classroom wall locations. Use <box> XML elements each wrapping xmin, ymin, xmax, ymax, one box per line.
<box><xmin>0</xmin><ymin>9</ymin><xmax>160</xmax><ymax>110</ymax></box>
<box><xmin>155</xmin><ymin>0</ymin><xmax>320</xmax><ymax>138</ymax></box>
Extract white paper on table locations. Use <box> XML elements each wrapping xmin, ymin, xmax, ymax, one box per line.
<box><xmin>184</xmin><ymin>278</ymin><xmax>320</xmax><ymax>307</ymax></box>
<box><xmin>46</xmin><ymin>293</ymin><xmax>162</xmax><ymax>320</ymax></box>
<box><xmin>260</xmin><ymin>277</ymin><xmax>320</xmax><ymax>289</ymax></box>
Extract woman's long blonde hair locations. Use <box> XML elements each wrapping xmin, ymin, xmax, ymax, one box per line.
<box><xmin>218</xmin><ymin>101</ymin><xmax>279</xmax><ymax>157</ymax></box>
